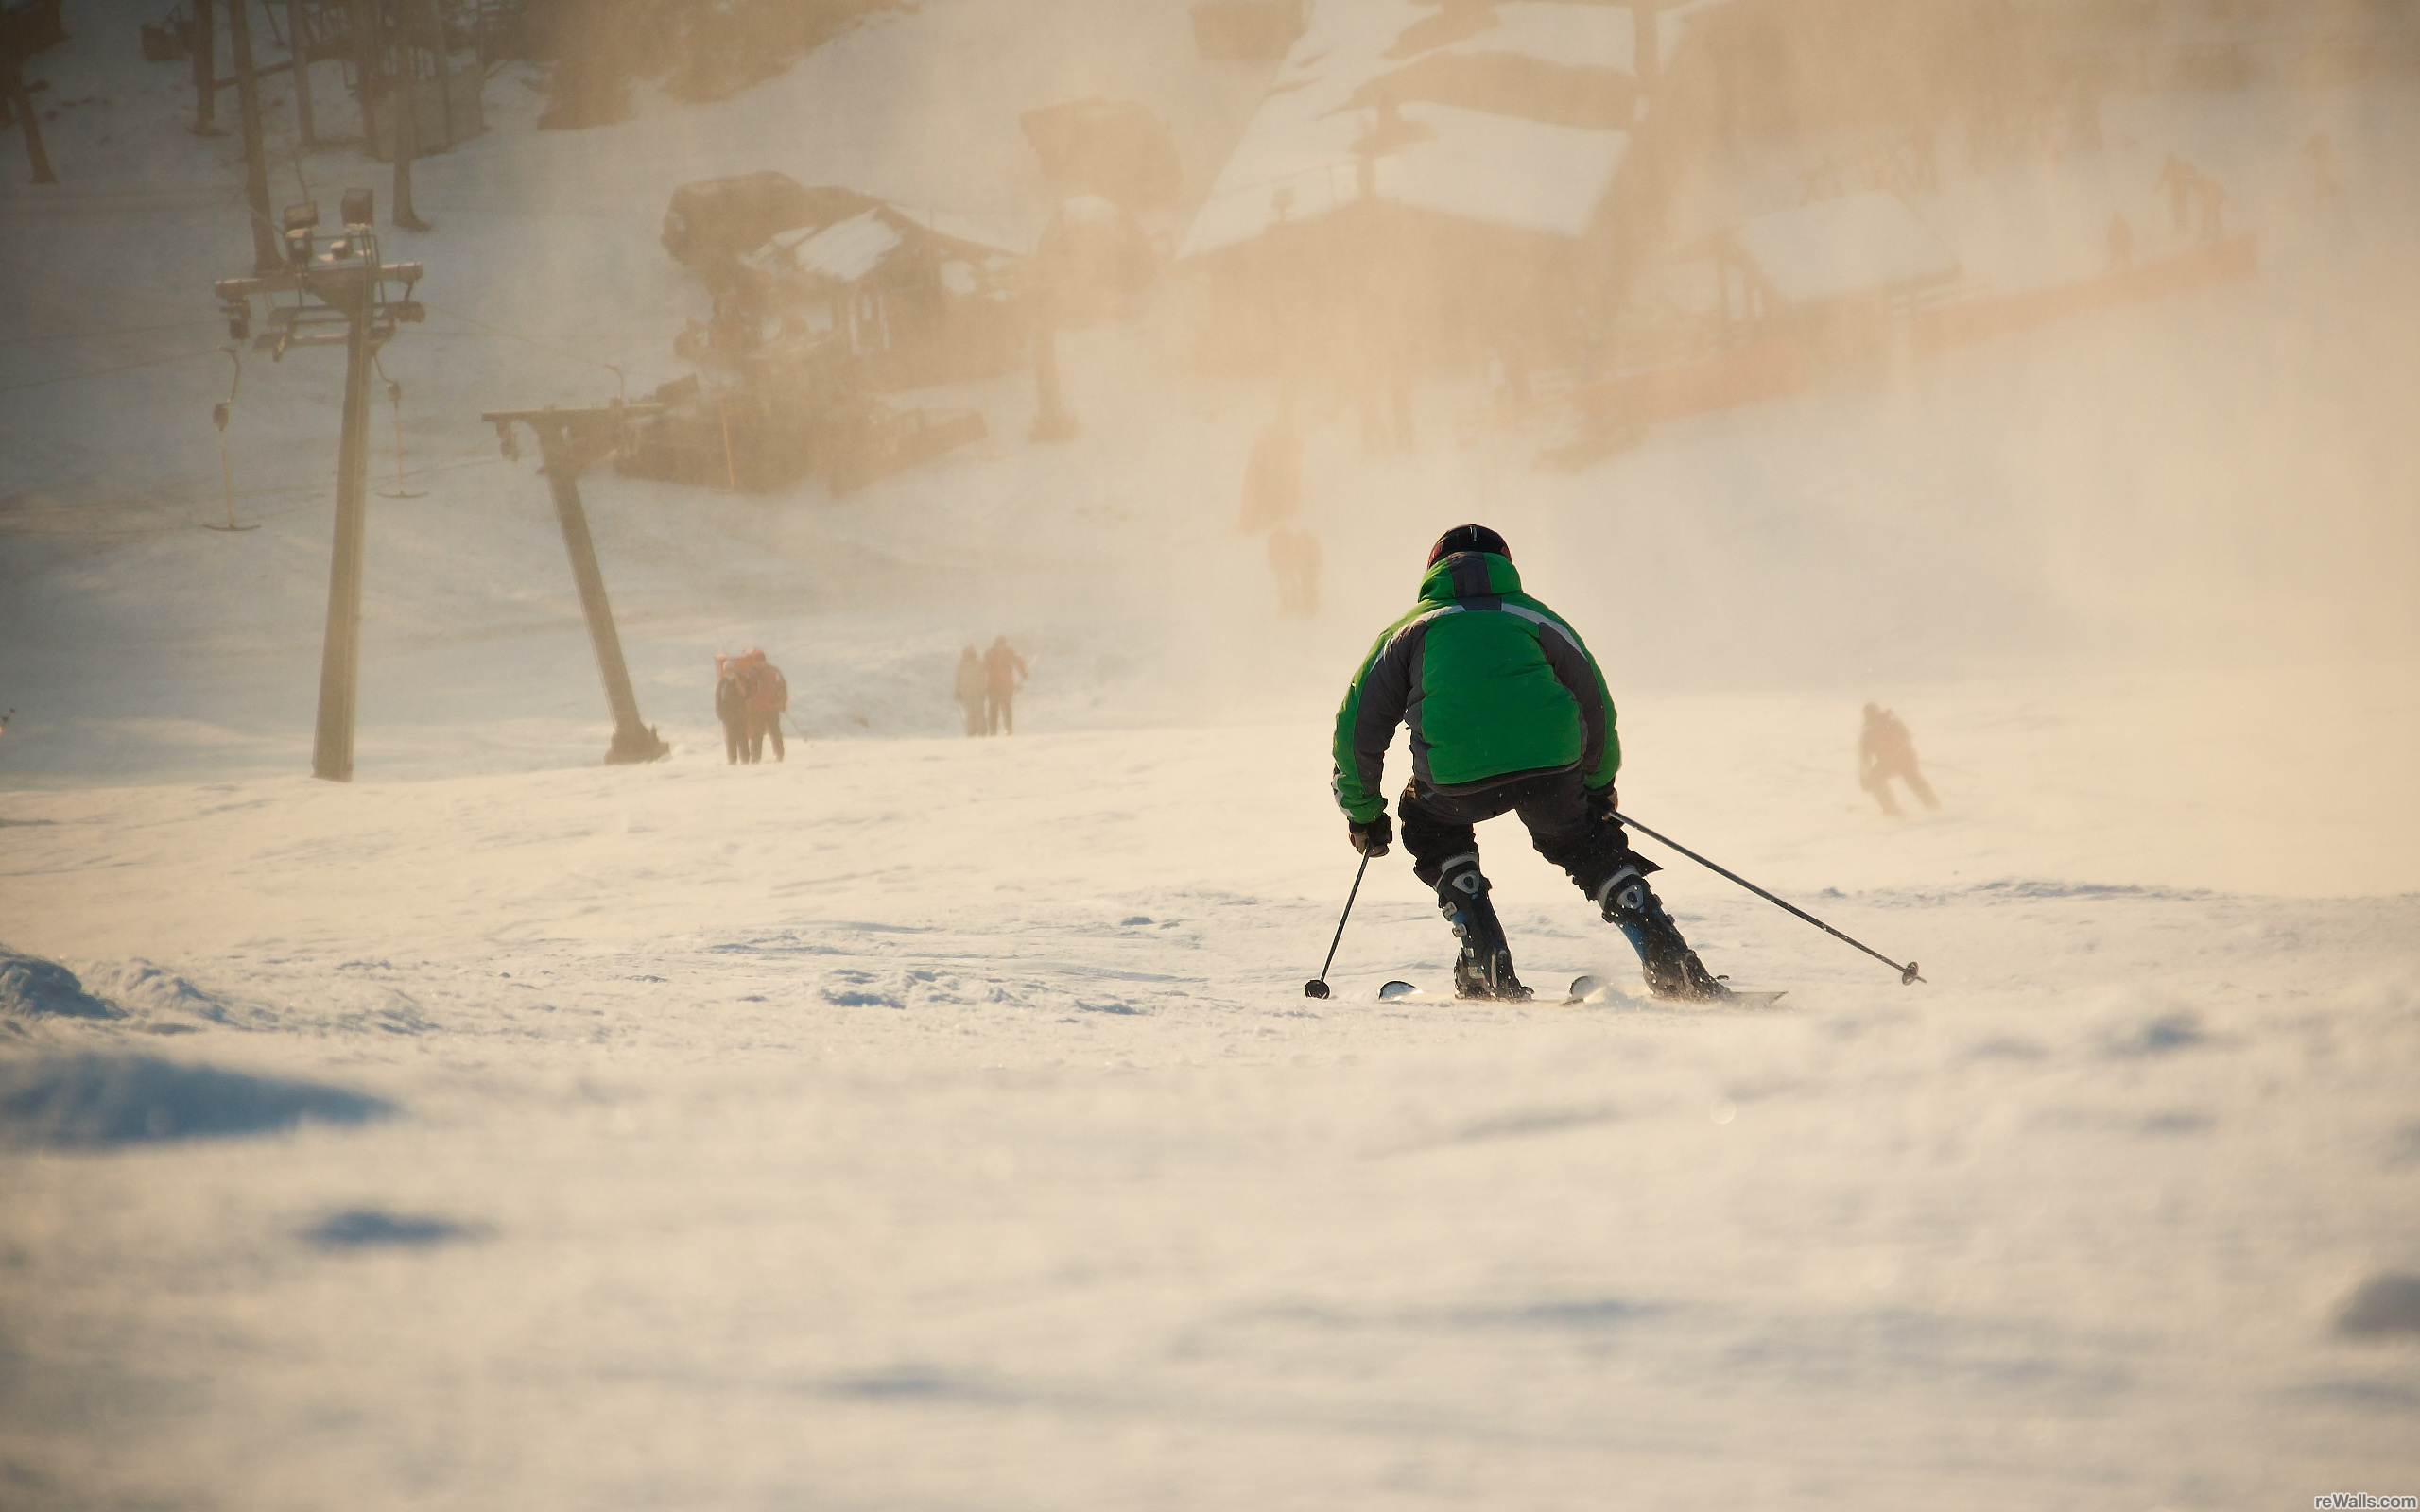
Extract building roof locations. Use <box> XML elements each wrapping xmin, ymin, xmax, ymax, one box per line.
<box><xmin>1178</xmin><ymin>0</ymin><xmax>1731</xmax><ymax>261</ymax></box>
<box><xmin>743</xmin><ymin>202</ymin><xmax>1032</xmax><ymax>287</ymax></box>
<box><xmin>1721</xmin><ymin>190</ymin><xmax>1961</xmax><ymax>305</ymax></box>
<box><xmin>782</xmin><ymin>209</ymin><xmax>905</xmax><ymax>284</ymax></box>
<box><xmin>1379</xmin><ymin>103</ymin><xmax>1632</xmax><ymax>239</ymax></box>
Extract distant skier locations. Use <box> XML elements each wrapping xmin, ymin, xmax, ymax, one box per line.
<box><xmin>715</xmin><ymin>655</ymin><xmax>751</xmax><ymax>765</ymax></box>
<box><xmin>2195</xmin><ymin>174</ymin><xmax>2229</xmax><ymax>240</ymax></box>
<box><xmin>983</xmin><ymin>635</ymin><xmax>1028</xmax><ymax>735</ymax></box>
<box><xmin>1237</xmin><ymin>406</ymin><xmax>1303</xmax><ymax>533</ymax></box>
<box><xmin>1503</xmin><ymin>336</ymin><xmax>1532</xmax><ymax>410</ymax></box>
<box><xmin>953</xmin><ymin>645</ymin><xmax>987</xmax><ymax>735</ymax></box>
<box><xmin>2106</xmin><ymin>210</ymin><xmax>2134</xmax><ymax>272</ymax></box>
<box><xmin>2304</xmin><ymin>131</ymin><xmax>2338</xmax><ymax>200</ymax></box>
<box><xmin>1268</xmin><ymin>524</ymin><xmax>1322</xmax><ymax>618</ymax></box>
<box><xmin>1910</xmin><ymin>123</ymin><xmax>1938</xmax><ymax>191</ymax></box>
<box><xmin>1330</xmin><ymin>524</ymin><xmax>1729</xmax><ymax>1002</ymax></box>
<box><xmin>1858</xmin><ymin>703</ymin><xmax>1938</xmax><ymax>816</ymax></box>
<box><xmin>739</xmin><ymin>649</ymin><xmax>788</xmax><ymax>762</ymax></box>
<box><xmin>2157</xmin><ymin>153</ymin><xmax>2198</xmax><ymax>234</ymax></box>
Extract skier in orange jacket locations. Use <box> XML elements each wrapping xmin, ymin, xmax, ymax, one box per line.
<box><xmin>1858</xmin><ymin>703</ymin><xmax>1938</xmax><ymax>816</ymax></box>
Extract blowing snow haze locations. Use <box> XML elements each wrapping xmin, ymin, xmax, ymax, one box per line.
<box><xmin>3</xmin><ymin>1</ymin><xmax>2418</xmax><ymax>1507</ymax></box>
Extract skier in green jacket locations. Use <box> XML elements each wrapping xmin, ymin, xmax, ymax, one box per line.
<box><xmin>1331</xmin><ymin>524</ymin><xmax>1728</xmax><ymax>1001</ymax></box>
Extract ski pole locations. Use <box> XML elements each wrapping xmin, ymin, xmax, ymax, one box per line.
<box><xmin>1305</xmin><ymin>849</ymin><xmax>1374</xmax><ymax>1000</ymax></box>
<box><xmin>1612</xmin><ymin>810</ymin><xmax>1926</xmax><ymax>985</ymax></box>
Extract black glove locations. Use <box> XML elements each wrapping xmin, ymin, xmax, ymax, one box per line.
<box><xmin>1586</xmin><ymin>784</ymin><xmax>1619</xmax><ymax>821</ymax></box>
<box><xmin>1349</xmin><ymin>812</ymin><xmax>1392</xmax><ymax>857</ymax></box>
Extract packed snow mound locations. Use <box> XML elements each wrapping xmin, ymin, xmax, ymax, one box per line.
<box><xmin>2336</xmin><ymin>1273</ymin><xmax>2420</xmax><ymax>1340</ymax></box>
<box><xmin>76</xmin><ymin>958</ymin><xmax>234</xmax><ymax>1025</ymax></box>
<box><xmin>0</xmin><ymin>1054</ymin><xmax>391</xmax><ymax>1149</ymax></box>
<box><xmin>0</xmin><ymin>945</ymin><xmax>124</xmax><ymax>1023</ymax></box>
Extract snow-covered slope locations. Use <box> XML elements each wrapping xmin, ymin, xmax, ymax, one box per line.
<box><xmin>3</xmin><ymin>2</ymin><xmax>2418</xmax><ymax>1506</ymax></box>
<box><xmin>4</xmin><ymin>710</ymin><xmax>2419</xmax><ymax>1508</ymax></box>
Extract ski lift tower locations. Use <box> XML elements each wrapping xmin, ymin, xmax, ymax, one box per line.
<box><xmin>214</xmin><ymin>187</ymin><xmax>424</xmax><ymax>782</ymax></box>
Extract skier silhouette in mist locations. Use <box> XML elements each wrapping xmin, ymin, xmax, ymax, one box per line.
<box><xmin>738</xmin><ymin>649</ymin><xmax>788</xmax><ymax>762</ymax></box>
<box><xmin>1238</xmin><ymin>401</ymin><xmax>1303</xmax><ymax>533</ymax></box>
<box><xmin>954</xmin><ymin>646</ymin><xmax>987</xmax><ymax>735</ymax></box>
<box><xmin>715</xmin><ymin>655</ymin><xmax>751</xmax><ymax>765</ymax></box>
<box><xmin>1268</xmin><ymin>524</ymin><xmax>1322</xmax><ymax>617</ymax></box>
<box><xmin>2157</xmin><ymin>153</ymin><xmax>2199</xmax><ymax>234</ymax></box>
<box><xmin>983</xmin><ymin>636</ymin><xmax>1028</xmax><ymax>735</ymax></box>
<box><xmin>1858</xmin><ymin>703</ymin><xmax>1938</xmax><ymax>816</ymax></box>
<box><xmin>2195</xmin><ymin>175</ymin><xmax>2229</xmax><ymax>240</ymax></box>
<box><xmin>2304</xmin><ymin>132</ymin><xmax>2338</xmax><ymax>201</ymax></box>
<box><xmin>1330</xmin><ymin>524</ymin><xmax>1730</xmax><ymax>1002</ymax></box>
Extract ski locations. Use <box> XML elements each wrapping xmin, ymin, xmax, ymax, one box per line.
<box><xmin>1372</xmin><ymin>974</ymin><xmax>1785</xmax><ymax>1008</ymax></box>
<box><xmin>1566</xmin><ymin>973</ymin><xmax>1787</xmax><ymax>1007</ymax></box>
<box><xmin>1712</xmin><ymin>990</ymin><xmax>1787</xmax><ymax>1008</ymax></box>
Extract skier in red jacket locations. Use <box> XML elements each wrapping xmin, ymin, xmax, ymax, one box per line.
<box><xmin>739</xmin><ymin>649</ymin><xmax>789</xmax><ymax>762</ymax></box>
<box><xmin>982</xmin><ymin>636</ymin><xmax>1028</xmax><ymax>735</ymax></box>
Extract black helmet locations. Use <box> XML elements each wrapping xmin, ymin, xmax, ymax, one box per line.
<box><xmin>1427</xmin><ymin>524</ymin><xmax>1510</xmax><ymax>564</ymax></box>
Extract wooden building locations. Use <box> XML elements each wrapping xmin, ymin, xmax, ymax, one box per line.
<box><xmin>737</xmin><ymin>202</ymin><xmax>1028</xmax><ymax>389</ymax></box>
<box><xmin>1176</xmin><ymin>0</ymin><xmax>2018</xmax><ymax>375</ymax></box>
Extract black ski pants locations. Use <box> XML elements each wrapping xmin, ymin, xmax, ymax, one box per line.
<box><xmin>1396</xmin><ymin>768</ymin><xmax>1648</xmax><ymax>901</ymax></box>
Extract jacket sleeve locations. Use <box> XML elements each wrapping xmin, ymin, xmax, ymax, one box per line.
<box><xmin>1330</xmin><ymin>624</ymin><xmax>1414</xmax><ymax>822</ymax></box>
<box><xmin>1535</xmin><ymin>615</ymin><xmax>1620</xmax><ymax>791</ymax></box>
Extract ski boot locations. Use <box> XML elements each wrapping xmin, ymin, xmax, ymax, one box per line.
<box><xmin>1436</xmin><ymin>854</ymin><xmax>1532</xmax><ymax>1001</ymax></box>
<box><xmin>1595</xmin><ymin>866</ymin><xmax>1730</xmax><ymax>1002</ymax></box>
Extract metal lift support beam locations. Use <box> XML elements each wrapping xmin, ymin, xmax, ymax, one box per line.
<box><xmin>480</xmin><ymin>404</ymin><xmax>672</xmax><ymax>766</ymax></box>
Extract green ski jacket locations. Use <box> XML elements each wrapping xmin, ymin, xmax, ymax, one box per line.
<box><xmin>1329</xmin><ymin>551</ymin><xmax>1619</xmax><ymax>823</ymax></box>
